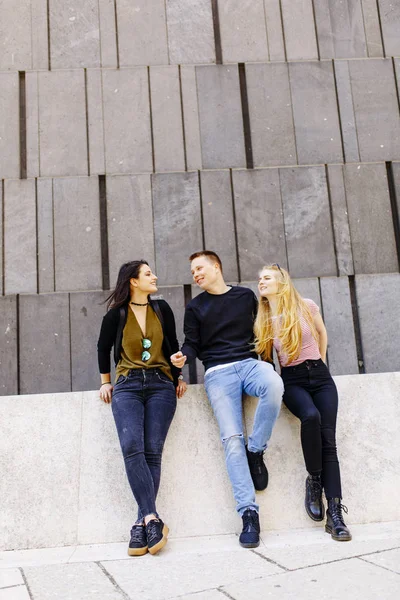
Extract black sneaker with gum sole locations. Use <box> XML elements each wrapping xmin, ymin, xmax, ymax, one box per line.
<box><xmin>146</xmin><ymin>518</ymin><xmax>169</xmax><ymax>555</ymax></box>
<box><xmin>128</xmin><ymin>524</ymin><xmax>148</xmax><ymax>556</ymax></box>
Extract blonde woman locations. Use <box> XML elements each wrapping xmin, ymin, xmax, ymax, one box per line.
<box><xmin>254</xmin><ymin>264</ymin><xmax>351</xmax><ymax>542</ymax></box>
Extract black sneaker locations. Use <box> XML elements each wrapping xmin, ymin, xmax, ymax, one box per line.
<box><xmin>246</xmin><ymin>447</ymin><xmax>268</xmax><ymax>491</ymax></box>
<box><xmin>239</xmin><ymin>509</ymin><xmax>260</xmax><ymax>548</ymax></box>
<box><xmin>128</xmin><ymin>524</ymin><xmax>148</xmax><ymax>556</ymax></box>
<box><xmin>145</xmin><ymin>518</ymin><xmax>169</xmax><ymax>555</ymax></box>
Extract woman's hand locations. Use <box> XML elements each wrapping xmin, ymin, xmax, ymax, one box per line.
<box><xmin>175</xmin><ymin>380</ymin><xmax>187</xmax><ymax>399</ymax></box>
<box><xmin>99</xmin><ymin>383</ymin><xmax>113</xmax><ymax>404</ymax></box>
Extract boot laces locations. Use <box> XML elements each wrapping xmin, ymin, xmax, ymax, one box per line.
<box><xmin>310</xmin><ymin>479</ymin><xmax>322</xmax><ymax>502</ymax></box>
<box><xmin>146</xmin><ymin>519</ymin><xmax>161</xmax><ymax>543</ymax></box>
<box><xmin>242</xmin><ymin>510</ymin><xmax>259</xmax><ymax>532</ymax></box>
<box><xmin>130</xmin><ymin>524</ymin><xmax>145</xmax><ymax>543</ymax></box>
<box><xmin>331</xmin><ymin>502</ymin><xmax>348</xmax><ymax>525</ymax></box>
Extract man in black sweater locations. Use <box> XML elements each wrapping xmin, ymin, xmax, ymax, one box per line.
<box><xmin>171</xmin><ymin>251</ymin><xmax>283</xmax><ymax>548</ymax></box>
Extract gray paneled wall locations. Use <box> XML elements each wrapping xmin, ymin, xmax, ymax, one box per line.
<box><xmin>0</xmin><ymin>0</ymin><xmax>400</xmax><ymax>394</ymax></box>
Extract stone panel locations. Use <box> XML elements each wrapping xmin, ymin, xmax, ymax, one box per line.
<box><xmin>0</xmin><ymin>73</ymin><xmax>19</xmax><ymax>179</ymax></box>
<box><xmin>356</xmin><ymin>274</ymin><xmax>400</xmax><ymax>372</ymax></box>
<box><xmin>102</xmin><ymin>68</ymin><xmax>152</xmax><ymax>174</ymax></box>
<box><xmin>49</xmin><ymin>0</ymin><xmax>101</xmax><ymax>68</ymax></box>
<box><xmin>116</xmin><ymin>0</ymin><xmax>168</xmax><ymax>66</ymax></box>
<box><xmin>0</xmin><ymin>0</ymin><xmax>47</xmax><ymax>70</ymax></box>
<box><xmin>320</xmin><ymin>277</ymin><xmax>358</xmax><ymax>375</ymax></box>
<box><xmin>19</xmin><ymin>294</ymin><xmax>71</xmax><ymax>394</ymax></box>
<box><xmin>35</xmin><ymin>70</ymin><xmax>88</xmax><ymax>177</ymax></box>
<box><xmin>0</xmin><ymin>296</ymin><xmax>18</xmax><ymax>396</ymax></box>
<box><xmin>348</xmin><ymin>59</ymin><xmax>400</xmax><ymax>162</ymax></box>
<box><xmin>280</xmin><ymin>167</ymin><xmax>337</xmax><ymax>278</ymax></box>
<box><xmin>106</xmin><ymin>174</ymin><xmax>154</xmax><ymax>286</ymax></box>
<box><xmin>292</xmin><ymin>278</ymin><xmax>321</xmax><ymax>307</ymax></box>
<box><xmin>200</xmin><ymin>170</ymin><xmax>238</xmax><ymax>283</ymax></box>
<box><xmin>152</xmin><ymin>172</ymin><xmax>203</xmax><ymax>285</ymax></box>
<box><xmin>344</xmin><ymin>163</ymin><xmax>397</xmax><ymax>274</ymax></box>
<box><xmin>264</xmin><ymin>0</ymin><xmax>286</xmax><ymax>61</ymax></box>
<box><xmin>53</xmin><ymin>176</ymin><xmax>102</xmax><ymax>292</ymax></box>
<box><xmin>166</xmin><ymin>0</ymin><xmax>215</xmax><ymax>64</ymax></box>
<box><xmin>334</xmin><ymin>60</ymin><xmax>360</xmax><ymax>163</ymax></box>
<box><xmin>313</xmin><ymin>0</ymin><xmax>367</xmax><ymax>58</ymax></box>
<box><xmin>181</xmin><ymin>66</ymin><xmax>202</xmax><ymax>170</ymax></box>
<box><xmin>378</xmin><ymin>1</ymin><xmax>400</xmax><ymax>56</ymax></box>
<box><xmin>31</xmin><ymin>0</ymin><xmax>50</xmax><ymax>69</ymax></box>
<box><xmin>232</xmin><ymin>169</ymin><xmax>287</xmax><ymax>278</ymax></box>
<box><xmin>0</xmin><ymin>183</ymin><xmax>2</xmax><ymax>296</ymax></box>
<box><xmin>196</xmin><ymin>65</ymin><xmax>246</xmax><ymax>169</ymax></box>
<box><xmin>150</xmin><ymin>66</ymin><xmax>185</xmax><ymax>173</ymax></box>
<box><xmin>4</xmin><ymin>179</ymin><xmax>37</xmax><ymax>294</ymax></box>
<box><xmin>246</xmin><ymin>63</ymin><xmax>297</xmax><ymax>167</ymax></box>
<box><xmin>289</xmin><ymin>61</ymin><xmax>343</xmax><ymax>165</ymax></box>
<box><xmin>37</xmin><ymin>178</ymin><xmax>55</xmax><ymax>293</ymax></box>
<box><xmin>280</xmin><ymin>0</ymin><xmax>318</xmax><ymax>60</ymax></box>
<box><xmin>86</xmin><ymin>69</ymin><xmax>105</xmax><ymax>175</ymax></box>
<box><xmin>218</xmin><ymin>0</ymin><xmax>269</xmax><ymax>62</ymax></box>
<box><xmin>361</xmin><ymin>0</ymin><xmax>384</xmax><ymax>57</ymax></box>
<box><xmin>98</xmin><ymin>0</ymin><xmax>118</xmax><ymax>67</ymax></box>
<box><xmin>327</xmin><ymin>164</ymin><xmax>354</xmax><ymax>276</ymax></box>
<box><xmin>155</xmin><ymin>286</ymin><xmax>186</xmax><ymax>347</ymax></box>
<box><xmin>70</xmin><ymin>291</ymin><xmax>108</xmax><ymax>391</ymax></box>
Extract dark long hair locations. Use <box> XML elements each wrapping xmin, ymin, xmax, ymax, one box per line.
<box><xmin>106</xmin><ymin>260</ymin><xmax>149</xmax><ymax>310</ymax></box>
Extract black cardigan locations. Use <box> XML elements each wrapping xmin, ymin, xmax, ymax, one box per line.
<box><xmin>97</xmin><ymin>299</ymin><xmax>181</xmax><ymax>386</ymax></box>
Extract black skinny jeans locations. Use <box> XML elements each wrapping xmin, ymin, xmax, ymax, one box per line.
<box><xmin>281</xmin><ymin>359</ymin><xmax>342</xmax><ymax>499</ymax></box>
<box><xmin>111</xmin><ymin>368</ymin><xmax>177</xmax><ymax>522</ymax></box>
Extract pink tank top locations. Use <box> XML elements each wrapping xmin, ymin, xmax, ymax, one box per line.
<box><xmin>273</xmin><ymin>298</ymin><xmax>321</xmax><ymax>367</ymax></box>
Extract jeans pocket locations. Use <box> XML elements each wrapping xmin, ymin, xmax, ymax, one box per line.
<box><xmin>155</xmin><ymin>371</ymin><xmax>174</xmax><ymax>386</ymax></box>
<box><xmin>115</xmin><ymin>374</ymin><xmax>127</xmax><ymax>385</ymax></box>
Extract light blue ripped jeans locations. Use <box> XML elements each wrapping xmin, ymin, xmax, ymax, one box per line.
<box><xmin>204</xmin><ymin>358</ymin><xmax>283</xmax><ymax>516</ymax></box>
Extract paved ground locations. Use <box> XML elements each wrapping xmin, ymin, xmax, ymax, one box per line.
<box><xmin>1</xmin><ymin>522</ymin><xmax>399</xmax><ymax>600</ymax></box>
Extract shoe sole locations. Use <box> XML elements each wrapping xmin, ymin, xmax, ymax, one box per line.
<box><xmin>148</xmin><ymin>524</ymin><xmax>169</xmax><ymax>555</ymax></box>
<box><xmin>128</xmin><ymin>546</ymin><xmax>148</xmax><ymax>556</ymax></box>
<box><xmin>325</xmin><ymin>525</ymin><xmax>352</xmax><ymax>542</ymax></box>
<box><xmin>239</xmin><ymin>539</ymin><xmax>260</xmax><ymax>549</ymax></box>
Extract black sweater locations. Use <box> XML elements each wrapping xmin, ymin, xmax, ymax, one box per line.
<box><xmin>181</xmin><ymin>286</ymin><xmax>259</xmax><ymax>370</ymax></box>
<box><xmin>97</xmin><ymin>299</ymin><xmax>181</xmax><ymax>386</ymax></box>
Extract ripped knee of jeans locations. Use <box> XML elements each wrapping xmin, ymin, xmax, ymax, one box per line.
<box><xmin>221</xmin><ymin>432</ymin><xmax>244</xmax><ymax>447</ymax></box>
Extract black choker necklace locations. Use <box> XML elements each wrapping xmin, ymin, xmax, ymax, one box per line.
<box><xmin>130</xmin><ymin>301</ymin><xmax>149</xmax><ymax>306</ymax></box>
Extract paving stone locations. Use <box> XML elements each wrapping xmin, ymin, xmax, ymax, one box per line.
<box><xmin>361</xmin><ymin>0</ymin><xmax>384</xmax><ymax>57</ymax></box>
<box><xmin>264</xmin><ymin>0</ymin><xmax>286</xmax><ymax>61</ymax></box>
<box><xmin>0</xmin><ymin>296</ymin><xmax>18</xmax><ymax>396</ymax></box>
<box><xmin>355</xmin><ymin>274</ymin><xmax>400</xmax><ymax>372</ymax></box>
<box><xmin>0</xmin><ymin>586</ymin><xmax>31</xmax><ymax>599</ymax></box>
<box><xmin>4</xmin><ymin>179</ymin><xmax>37</xmax><ymax>294</ymax></box>
<box><xmin>344</xmin><ymin>163</ymin><xmax>397</xmax><ymax>274</ymax></box>
<box><xmin>150</xmin><ymin>66</ymin><xmax>185</xmax><ymax>173</ymax></box>
<box><xmin>326</xmin><ymin>164</ymin><xmax>354</xmax><ymax>276</ymax></box>
<box><xmin>348</xmin><ymin>58</ymin><xmax>400</xmax><ymax>162</ymax></box>
<box><xmin>313</xmin><ymin>0</ymin><xmax>367</xmax><ymax>58</ymax></box>
<box><xmin>49</xmin><ymin>0</ymin><xmax>101</xmax><ymax>69</ymax></box>
<box><xmin>37</xmin><ymin>178</ymin><xmax>54</xmax><ymax>293</ymax></box>
<box><xmin>25</xmin><ymin>71</ymin><xmax>40</xmax><ymax>178</ymax></box>
<box><xmin>70</xmin><ymin>291</ymin><xmax>109</xmax><ymax>392</ymax></box>
<box><xmin>86</xmin><ymin>69</ymin><xmax>105</xmax><ymax>175</ymax></box>
<box><xmin>280</xmin><ymin>0</ymin><xmax>318</xmax><ymax>60</ymax></box>
<box><xmin>232</xmin><ymin>169</ymin><xmax>287</xmax><ymax>279</ymax></box>
<box><xmin>200</xmin><ymin>170</ymin><xmax>238</xmax><ymax>283</ymax></box>
<box><xmin>0</xmin><ymin>0</ymin><xmax>47</xmax><ymax>70</ymax></box>
<box><xmin>320</xmin><ymin>277</ymin><xmax>358</xmax><ymax>375</ymax></box>
<box><xmin>35</xmin><ymin>70</ymin><xmax>88</xmax><ymax>177</ymax></box>
<box><xmin>101</xmin><ymin>68</ymin><xmax>152</xmax><ymax>174</ymax></box>
<box><xmin>363</xmin><ymin>547</ymin><xmax>400</xmax><ymax>574</ymax></box>
<box><xmin>0</xmin><ymin>569</ymin><xmax>24</xmax><ymax>588</ymax></box>
<box><xmin>116</xmin><ymin>0</ymin><xmax>168</xmax><ymax>66</ymax></box>
<box><xmin>333</xmin><ymin>60</ymin><xmax>360</xmax><ymax>163</ymax></box>
<box><xmin>246</xmin><ymin>63</ymin><xmax>297</xmax><ymax>167</ymax></box>
<box><xmin>53</xmin><ymin>177</ymin><xmax>102</xmax><ymax>292</ymax></box>
<box><xmin>181</xmin><ymin>66</ymin><xmax>202</xmax><ymax>170</ymax></box>
<box><xmin>196</xmin><ymin>65</ymin><xmax>246</xmax><ymax>169</ymax></box>
<box><xmin>378</xmin><ymin>0</ymin><xmax>400</xmax><ymax>56</ymax></box>
<box><xmin>289</xmin><ymin>61</ymin><xmax>343</xmax><ymax>165</ymax></box>
<box><xmin>166</xmin><ymin>0</ymin><xmax>215</xmax><ymax>64</ymax></box>
<box><xmin>98</xmin><ymin>0</ymin><xmax>118</xmax><ymax>67</ymax></box>
<box><xmin>280</xmin><ymin>167</ymin><xmax>336</xmax><ymax>278</ymax></box>
<box><xmin>218</xmin><ymin>0</ymin><xmax>269</xmax><ymax>62</ymax></box>
<box><xmin>152</xmin><ymin>172</ymin><xmax>203</xmax><ymax>285</ymax></box>
<box><xmin>0</xmin><ymin>73</ymin><xmax>19</xmax><ymax>179</ymax></box>
<box><xmin>106</xmin><ymin>174</ymin><xmax>154</xmax><ymax>287</ymax></box>
<box><xmin>24</xmin><ymin>563</ymin><xmax>125</xmax><ymax>600</ymax></box>
<box><xmin>18</xmin><ymin>294</ymin><xmax>71</xmax><ymax>394</ymax></box>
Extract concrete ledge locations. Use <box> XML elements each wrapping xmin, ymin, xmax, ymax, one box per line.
<box><xmin>1</xmin><ymin>373</ymin><xmax>399</xmax><ymax>551</ymax></box>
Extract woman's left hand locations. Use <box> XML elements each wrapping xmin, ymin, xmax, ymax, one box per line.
<box><xmin>176</xmin><ymin>380</ymin><xmax>187</xmax><ymax>399</ymax></box>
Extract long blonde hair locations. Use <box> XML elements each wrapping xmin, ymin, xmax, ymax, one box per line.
<box><xmin>254</xmin><ymin>265</ymin><xmax>318</xmax><ymax>364</ymax></box>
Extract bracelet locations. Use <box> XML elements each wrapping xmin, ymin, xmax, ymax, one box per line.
<box><xmin>100</xmin><ymin>382</ymin><xmax>111</xmax><ymax>386</ymax></box>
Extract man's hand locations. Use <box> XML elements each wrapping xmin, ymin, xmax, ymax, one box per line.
<box><xmin>170</xmin><ymin>351</ymin><xmax>187</xmax><ymax>368</ymax></box>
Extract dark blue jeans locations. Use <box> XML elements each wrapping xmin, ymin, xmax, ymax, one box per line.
<box><xmin>281</xmin><ymin>359</ymin><xmax>342</xmax><ymax>499</ymax></box>
<box><xmin>111</xmin><ymin>368</ymin><xmax>177</xmax><ymax>522</ymax></box>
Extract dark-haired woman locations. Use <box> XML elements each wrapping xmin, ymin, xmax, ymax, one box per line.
<box><xmin>97</xmin><ymin>260</ymin><xmax>187</xmax><ymax>556</ymax></box>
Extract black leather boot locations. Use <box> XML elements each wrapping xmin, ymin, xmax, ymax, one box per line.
<box><xmin>326</xmin><ymin>498</ymin><xmax>352</xmax><ymax>541</ymax></box>
<box><xmin>305</xmin><ymin>474</ymin><xmax>324</xmax><ymax>521</ymax></box>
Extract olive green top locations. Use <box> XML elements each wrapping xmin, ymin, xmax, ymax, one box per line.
<box><xmin>115</xmin><ymin>305</ymin><xmax>173</xmax><ymax>382</ymax></box>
